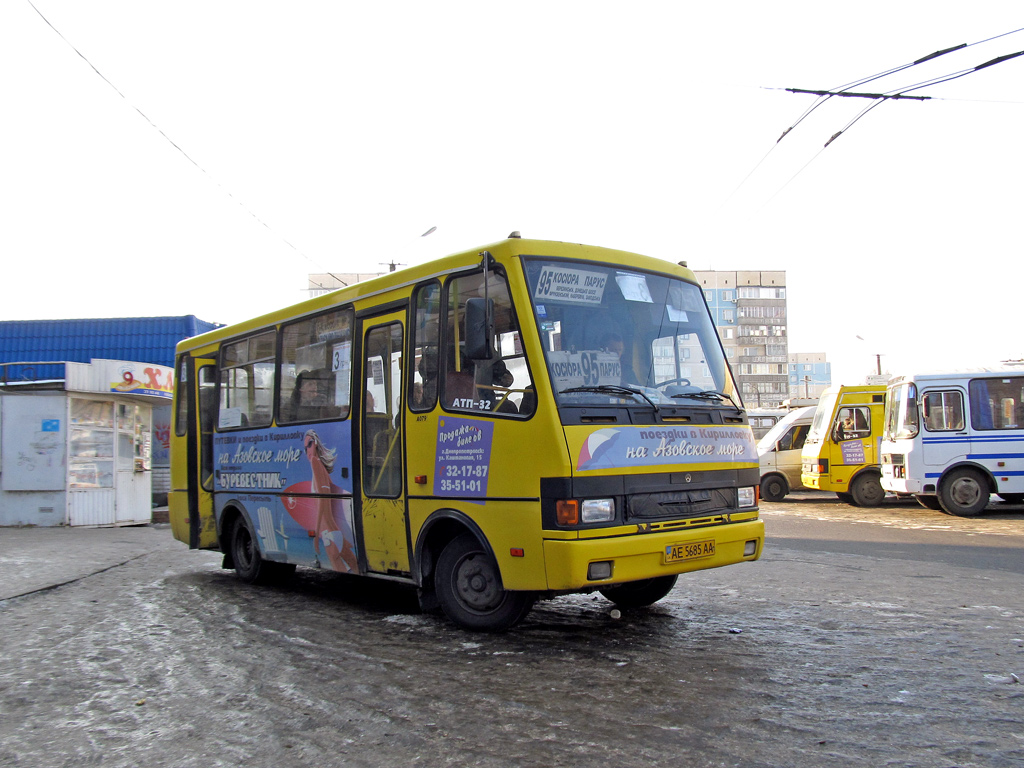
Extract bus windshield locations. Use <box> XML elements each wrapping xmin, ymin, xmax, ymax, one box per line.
<box><xmin>523</xmin><ymin>258</ymin><xmax>734</xmax><ymax>408</ymax></box>
<box><xmin>884</xmin><ymin>381</ymin><xmax>919</xmax><ymax>440</ymax></box>
<box><xmin>807</xmin><ymin>391</ymin><xmax>838</xmax><ymax>441</ymax></box>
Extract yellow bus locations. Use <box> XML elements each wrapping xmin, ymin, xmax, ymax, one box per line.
<box><xmin>170</xmin><ymin>236</ymin><xmax>764</xmax><ymax>631</ymax></box>
<box><xmin>800</xmin><ymin>384</ymin><xmax>887</xmax><ymax>506</ymax></box>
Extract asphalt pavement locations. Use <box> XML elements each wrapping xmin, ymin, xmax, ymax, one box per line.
<box><xmin>0</xmin><ymin>524</ymin><xmax>175</xmax><ymax>601</ymax></box>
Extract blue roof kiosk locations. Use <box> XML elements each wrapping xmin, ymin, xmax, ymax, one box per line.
<box><xmin>0</xmin><ymin>317</ymin><xmax>219</xmax><ymax>527</ymax></box>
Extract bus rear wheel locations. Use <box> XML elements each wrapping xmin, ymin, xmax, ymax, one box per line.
<box><xmin>599</xmin><ymin>575</ymin><xmax>678</xmax><ymax>608</ymax></box>
<box><xmin>849</xmin><ymin>472</ymin><xmax>885</xmax><ymax>507</ymax></box>
<box><xmin>435</xmin><ymin>534</ymin><xmax>535</xmax><ymax>632</ymax></box>
<box><xmin>760</xmin><ymin>474</ymin><xmax>788</xmax><ymax>503</ymax></box>
<box><xmin>938</xmin><ymin>468</ymin><xmax>990</xmax><ymax>517</ymax></box>
<box><xmin>230</xmin><ymin>515</ymin><xmax>294</xmax><ymax>584</ymax></box>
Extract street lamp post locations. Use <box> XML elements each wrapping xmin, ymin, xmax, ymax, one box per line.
<box><xmin>855</xmin><ymin>335</ymin><xmax>883</xmax><ymax>377</ymax></box>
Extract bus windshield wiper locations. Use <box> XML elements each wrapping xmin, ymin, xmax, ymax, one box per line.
<box><xmin>670</xmin><ymin>390</ymin><xmax>739</xmax><ymax>409</ymax></box>
<box><xmin>560</xmin><ymin>385</ymin><xmax>659</xmax><ymax>411</ymax></box>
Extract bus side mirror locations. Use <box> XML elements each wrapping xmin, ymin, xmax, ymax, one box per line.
<box><xmin>464</xmin><ymin>298</ymin><xmax>494</xmax><ymax>360</ymax></box>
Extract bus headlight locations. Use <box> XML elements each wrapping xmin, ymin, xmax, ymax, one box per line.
<box><xmin>737</xmin><ymin>487</ymin><xmax>756</xmax><ymax>508</ymax></box>
<box><xmin>581</xmin><ymin>498</ymin><xmax>615</xmax><ymax>523</ymax></box>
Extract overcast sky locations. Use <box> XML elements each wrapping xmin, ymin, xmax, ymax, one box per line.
<box><xmin>3</xmin><ymin>1</ymin><xmax>1022</xmax><ymax>386</ymax></box>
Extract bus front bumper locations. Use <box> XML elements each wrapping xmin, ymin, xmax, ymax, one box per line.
<box><xmin>880</xmin><ymin>465</ymin><xmax>921</xmax><ymax>494</ymax></box>
<box><xmin>541</xmin><ymin>519</ymin><xmax>765</xmax><ymax>591</ymax></box>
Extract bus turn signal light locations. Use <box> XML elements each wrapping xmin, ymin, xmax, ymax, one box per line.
<box><xmin>556</xmin><ymin>500</ymin><xmax>579</xmax><ymax>525</ymax></box>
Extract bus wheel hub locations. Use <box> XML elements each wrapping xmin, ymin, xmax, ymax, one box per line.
<box><xmin>455</xmin><ymin>555</ymin><xmax>499</xmax><ymax>610</ymax></box>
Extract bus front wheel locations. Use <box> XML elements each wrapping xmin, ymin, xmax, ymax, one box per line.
<box><xmin>939</xmin><ymin>468</ymin><xmax>990</xmax><ymax>517</ymax></box>
<box><xmin>599</xmin><ymin>575</ymin><xmax>678</xmax><ymax>608</ymax></box>
<box><xmin>849</xmin><ymin>472</ymin><xmax>885</xmax><ymax>507</ymax></box>
<box><xmin>435</xmin><ymin>534</ymin><xmax>535</xmax><ymax>632</ymax></box>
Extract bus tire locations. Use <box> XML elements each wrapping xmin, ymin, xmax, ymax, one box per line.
<box><xmin>230</xmin><ymin>515</ymin><xmax>293</xmax><ymax>584</ymax></box>
<box><xmin>760</xmin><ymin>474</ymin><xmax>788</xmax><ymax>503</ymax></box>
<box><xmin>435</xmin><ymin>533</ymin><xmax>534</xmax><ymax>632</ymax></box>
<box><xmin>915</xmin><ymin>495</ymin><xmax>942</xmax><ymax>510</ymax></box>
<box><xmin>938</xmin><ymin>468</ymin><xmax>990</xmax><ymax>517</ymax></box>
<box><xmin>599</xmin><ymin>575</ymin><xmax>678</xmax><ymax>608</ymax></box>
<box><xmin>849</xmin><ymin>472</ymin><xmax>885</xmax><ymax>507</ymax></box>
<box><xmin>997</xmin><ymin>493</ymin><xmax>1024</xmax><ymax>504</ymax></box>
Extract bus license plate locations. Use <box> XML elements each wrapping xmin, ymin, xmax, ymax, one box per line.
<box><xmin>664</xmin><ymin>539</ymin><xmax>715</xmax><ymax>564</ymax></box>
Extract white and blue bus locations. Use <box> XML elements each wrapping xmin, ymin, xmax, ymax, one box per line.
<box><xmin>880</xmin><ymin>369</ymin><xmax>1024</xmax><ymax>516</ymax></box>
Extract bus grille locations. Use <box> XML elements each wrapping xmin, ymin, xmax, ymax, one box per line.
<box><xmin>627</xmin><ymin>489</ymin><xmax>732</xmax><ymax>521</ymax></box>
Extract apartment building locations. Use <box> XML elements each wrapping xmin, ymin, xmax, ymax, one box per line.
<box><xmin>693</xmin><ymin>270</ymin><xmax>789</xmax><ymax>408</ymax></box>
<box><xmin>789</xmin><ymin>352</ymin><xmax>831</xmax><ymax>400</ymax></box>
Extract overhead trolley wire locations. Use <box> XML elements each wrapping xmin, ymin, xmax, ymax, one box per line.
<box><xmin>823</xmin><ymin>48</ymin><xmax>1024</xmax><ymax>147</ymax></box>
<box><xmin>721</xmin><ymin>38</ymin><xmax>979</xmax><ymax>209</ymax></box>
<box><xmin>727</xmin><ymin>26</ymin><xmax>1024</xmax><ymax>215</ymax></box>
<box><xmin>24</xmin><ymin>0</ymin><xmax>353</xmax><ymax>289</ymax></box>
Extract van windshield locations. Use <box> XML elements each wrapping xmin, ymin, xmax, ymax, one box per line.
<box><xmin>757</xmin><ymin>407</ymin><xmax>815</xmax><ymax>452</ymax></box>
<box><xmin>522</xmin><ymin>257</ymin><xmax>735</xmax><ymax>409</ymax></box>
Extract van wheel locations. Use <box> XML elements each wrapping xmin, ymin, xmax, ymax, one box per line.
<box><xmin>849</xmin><ymin>472</ymin><xmax>885</xmax><ymax>507</ymax></box>
<box><xmin>938</xmin><ymin>468</ymin><xmax>989</xmax><ymax>517</ymax></box>
<box><xmin>915</xmin><ymin>495</ymin><xmax>942</xmax><ymax>510</ymax></box>
<box><xmin>760</xmin><ymin>474</ymin><xmax>788</xmax><ymax>503</ymax></box>
<box><xmin>599</xmin><ymin>575</ymin><xmax>678</xmax><ymax>608</ymax></box>
<box><xmin>435</xmin><ymin>534</ymin><xmax>535</xmax><ymax>632</ymax></box>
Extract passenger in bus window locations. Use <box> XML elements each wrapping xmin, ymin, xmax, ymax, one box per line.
<box><xmin>835</xmin><ymin>409</ymin><xmax>853</xmax><ymax>441</ymax></box>
<box><xmin>842</xmin><ymin>411</ymin><xmax>856</xmax><ymax>432</ymax></box>
<box><xmin>288</xmin><ymin>370</ymin><xmax>328</xmax><ymax>421</ymax></box>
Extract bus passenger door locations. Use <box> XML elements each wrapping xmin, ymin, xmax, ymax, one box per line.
<box><xmin>170</xmin><ymin>356</ymin><xmax>218</xmax><ymax>549</ymax></box>
<box><xmin>357</xmin><ymin>313</ymin><xmax>411</xmax><ymax>574</ymax></box>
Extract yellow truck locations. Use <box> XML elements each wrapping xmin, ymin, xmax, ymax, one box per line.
<box><xmin>800</xmin><ymin>384</ymin><xmax>887</xmax><ymax>506</ymax></box>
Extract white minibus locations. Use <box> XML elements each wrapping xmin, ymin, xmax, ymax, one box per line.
<box><xmin>758</xmin><ymin>406</ymin><xmax>816</xmax><ymax>501</ymax></box>
<box><xmin>881</xmin><ymin>369</ymin><xmax>1024</xmax><ymax>516</ymax></box>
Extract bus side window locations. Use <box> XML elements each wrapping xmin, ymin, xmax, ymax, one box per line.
<box><xmin>443</xmin><ymin>271</ymin><xmax>534</xmax><ymax>416</ymax></box>
<box><xmin>279</xmin><ymin>309</ymin><xmax>353</xmax><ymax>424</ymax></box>
<box><xmin>923</xmin><ymin>390</ymin><xmax>964</xmax><ymax>432</ymax></box>
<box><xmin>834</xmin><ymin>407</ymin><xmax>869</xmax><ymax>441</ymax></box>
<box><xmin>411</xmin><ymin>283</ymin><xmax>441</xmax><ymax>412</ymax></box>
<box><xmin>219</xmin><ymin>331</ymin><xmax>275</xmax><ymax>429</ymax></box>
